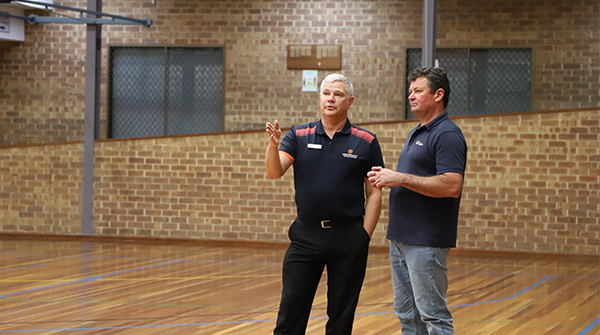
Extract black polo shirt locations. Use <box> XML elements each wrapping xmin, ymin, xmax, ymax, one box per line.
<box><xmin>387</xmin><ymin>112</ymin><xmax>467</xmax><ymax>247</ymax></box>
<box><xmin>279</xmin><ymin>119</ymin><xmax>384</xmax><ymax>220</ymax></box>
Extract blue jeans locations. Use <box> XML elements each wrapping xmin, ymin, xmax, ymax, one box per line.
<box><xmin>389</xmin><ymin>240</ymin><xmax>454</xmax><ymax>335</ymax></box>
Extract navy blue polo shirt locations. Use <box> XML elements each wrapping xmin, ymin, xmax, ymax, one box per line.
<box><xmin>279</xmin><ymin>119</ymin><xmax>384</xmax><ymax>220</ymax></box>
<box><xmin>387</xmin><ymin>112</ymin><xmax>467</xmax><ymax>248</ymax></box>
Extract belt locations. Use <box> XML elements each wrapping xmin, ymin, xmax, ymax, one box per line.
<box><xmin>297</xmin><ymin>217</ymin><xmax>363</xmax><ymax>229</ymax></box>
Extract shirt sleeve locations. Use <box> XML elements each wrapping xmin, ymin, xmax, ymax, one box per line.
<box><xmin>278</xmin><ymin>128</ymin><xmax>297</xmax><ymax>160</ymax></box>
<box><xmin>435</xmin><ymin>131</ymin><xmax>467</xmax><ymax>175</ymax></box>
<box><xmin>368</xmin><ymin>135</ymin><xmax>385</xmax><ymax>174</ymax></box>
<box><xmin>364</xmin><ymin>137</ymin><xmax>385</xmax><ymax>179</ymax></box>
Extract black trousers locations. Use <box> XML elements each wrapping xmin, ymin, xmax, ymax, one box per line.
<box><xmin>273</xmin><ymin>217</ymin><xmax>371</xmax><ymax>335</ymax></box>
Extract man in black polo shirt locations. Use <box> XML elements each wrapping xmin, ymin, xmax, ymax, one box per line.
<box><xmin>265</xmin><ymin>73</ymin><xmax>384</xmax><ymax>335</ymax></box>
<box><xmin>368</xmin><ymin>67</ymin><xmax>467</xmax><ymax>335</ymax></box>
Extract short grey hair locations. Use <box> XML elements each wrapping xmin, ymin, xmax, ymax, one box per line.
<box><xmin>320</xmin><ymin>73</ymin><xmax>354</xmax><ymax>97</ymax></box>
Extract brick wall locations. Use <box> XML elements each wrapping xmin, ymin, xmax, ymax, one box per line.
<box><xmin>1</xmin><ymin>109</ymin><xmax>598</xmax><ymax>255</ymax></box>
<box><xmin>1</xmin><ymin>0</ymin><xmax>598</xmax><ymax>146</ymax></box>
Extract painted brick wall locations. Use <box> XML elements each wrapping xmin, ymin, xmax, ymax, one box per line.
<box><xmin>1</xmin><ymin>109</ymin><xmax>598</xmax><ymax>255</ymax></box>
<box><xmin>0</xmin><ymin>0</ymin><xmax>598</xmax><ymax>146</ymax></box>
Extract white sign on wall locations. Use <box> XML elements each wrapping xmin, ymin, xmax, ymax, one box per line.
<box><xmin>0</xmin><ymin>17</ymin><xmax>10</xmax><ymax>34</ymax></box>
<box><xmin>302</xmin><ymin>70</ymin><xmax>318</xmax><ymax>92</ymax></box>
<box><xmin>0</xmin><ymin>6</ymin><xmax>24</xmax><ymax>41</ymax></box>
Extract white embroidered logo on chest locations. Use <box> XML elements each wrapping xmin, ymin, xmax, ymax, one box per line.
<box><xmin>342</xmin><ymin>149</ymin><xmax>358</xmax><ymax>159</ymax></box>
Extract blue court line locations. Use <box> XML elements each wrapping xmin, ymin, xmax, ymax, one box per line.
<box><xmin>0</xmin><ymin>259</ymin><xmax>185</xmax><ymax>299</ymax></box>
<box><xmin>0</xmin><ymin>252</ymin><xmax>593</xmax><ymax>277</ymax></box>
<box><xmin>0</xmin><ymin>252</ymin><xmax>283</xmax><ymax>266</ymax></box>
<box><xmin>448</xmin><ymin>275</ymin><xmax>553</xmax><ymax>308</ymax></box>
<box><xmin>577</xmin><ymin>316</ymin><xmax>600</xmax><ymax>335</ymax></box>
<box><xmin>355</xmin><ymin>275</ymin><xmax>554</xmax><ymax>314</ymax></box>
<box><xmin>0</xmin><ymin>275</ymin><xmax>565</xmax><ymax>333</ymax></box>
<box><xmin>450</xmin><ymin>269</ymin><xmax>598</xmax><ymax>281</ymax></box>
<box><xmin>0</xmin><ymin>318</ymin><xmax>277</xmax><ymax>333</ymax></box>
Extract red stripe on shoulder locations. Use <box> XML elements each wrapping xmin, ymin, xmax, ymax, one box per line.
<box><xmin>295</xmin><ymin>125</ymin><xmax>317</xmax><ymax>137</ymax></box>
<box><xmin>351</xmin><ymin>127</ymin><xmax>375</xmax><ymax>144</ymax></box>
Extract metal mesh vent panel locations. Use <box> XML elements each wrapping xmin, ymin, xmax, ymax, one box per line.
<box><xmin>109</xmin><ymin>47</ymin><xmax>223</xmax><ymax>139</ymax></box>
<box><xmin>406</xmin><ymin>48</ymin><xmax>531</xmax><ymax>118</ymax></box>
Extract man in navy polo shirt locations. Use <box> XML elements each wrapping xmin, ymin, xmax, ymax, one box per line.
<box><xmin>368</xmin><ymin>67</ymin><xmax>467</xmax><ymax>335</ymax></box>
<box><xmin>265</xmin><ymin>73</ymin><xmax>384</xmax><ymax>335</ymax></box>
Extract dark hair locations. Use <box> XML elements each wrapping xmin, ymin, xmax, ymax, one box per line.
<box><xmin>408</xmin><ymin>66</ymin><xmax>451</xmax><ymax>108</ymax></box>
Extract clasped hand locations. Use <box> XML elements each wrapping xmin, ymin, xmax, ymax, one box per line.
<box><xmin>367</xmin><ymin>166</ymin><xmax>398</xmax><ymax>189</ymax></box>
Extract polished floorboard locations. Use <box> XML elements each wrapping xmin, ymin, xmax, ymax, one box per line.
<box><xmin>0</xmin><ymin>238</ymin><xmax>598</xmax><ymax>334</ymax></box>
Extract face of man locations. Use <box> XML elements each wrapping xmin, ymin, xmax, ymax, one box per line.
<box><xmin>320</xmin><ymin>81</ymin><xmax>354</xmax><ymax>119</ymax></box>
<box><xmin>408</xmin><ymin>76</ymin><xmax>443</xmax><ymax>117</ymax></box>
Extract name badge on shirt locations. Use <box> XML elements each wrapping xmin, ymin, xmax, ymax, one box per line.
<box><xmin>307</xmin><ymin>143</ymin><xmax>322</xmax><ymax>150</ymax></box>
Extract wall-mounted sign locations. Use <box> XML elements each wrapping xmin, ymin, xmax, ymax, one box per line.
<box><xmin>0</xmin><ymin>17</ymin><xmax>10</xmax><ymax>34</ymax></box>
<box><xmin>302</xmin><ymin>70</ymin><xmax>318</xmax><ymax>92</ymax></box>
<box><xmin>287</xmin><ymin>45</ymin><xmax>342</xmax><ymax>70</ymax></box>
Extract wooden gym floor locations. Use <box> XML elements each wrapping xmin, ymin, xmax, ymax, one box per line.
<box><xmin>0</xmin><ymin>237</ymin><xmax>598</xmax><ymax>334</ymax></box>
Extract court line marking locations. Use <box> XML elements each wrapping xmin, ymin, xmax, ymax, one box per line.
<box><xmin>0</xmin><ymin>251</ymin><xmax>594</xmax><ymax>277</ymax></box>
<box><xmin>0</xmin><ymin>319</ymin><xmax>281</xmax><ymax>333</ymax></box>
<box><xmin>0</xmin><ymin>253</ymin><xmax>596</xmax><ymax>333</ymax></box>
<box><xmin>448</xmin><ymin>275</ymin><xmax>553</xmax><ymax>308</ymax></box>
<box><xmin>0</xmin><ymin>274</ymin><xmax>281</xmax><ymax>282</ymax></box>
<box><xmin>0</xmin><ymin>260</ymin><xmax>185</xmax><ymax>299</ymax></box>
<box><xmin>4</xmin><ymin>274</ymin><xmax>590</xmax><ymax>333</ymax></box>
<box><xmin>0</xmin><ymin>252</ymin><xmax>284</xmax><ymax>265</ymax></box>
<box><xmin>0</xmin><ymin>316</ymin><xmax>595</xmax><ymax>334</ymax></box>
<box><xmin>0</xmin><ymin>297</ymin><xmax>279</xmax><ymax>312</ymax></box>
<box><xmin>0</xmin><ymin>270</ymin><xmax>596</xmax><ymax>283</ymax></box>
<box><xmin>353</xmin><ymin>275</ymin><xmax>554</xmax><ymax>315</ymax></box>
<box><xmin>577</xmin><ymin>317</ymin><xmax>600</xmax><ymax>335</ymax></box>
